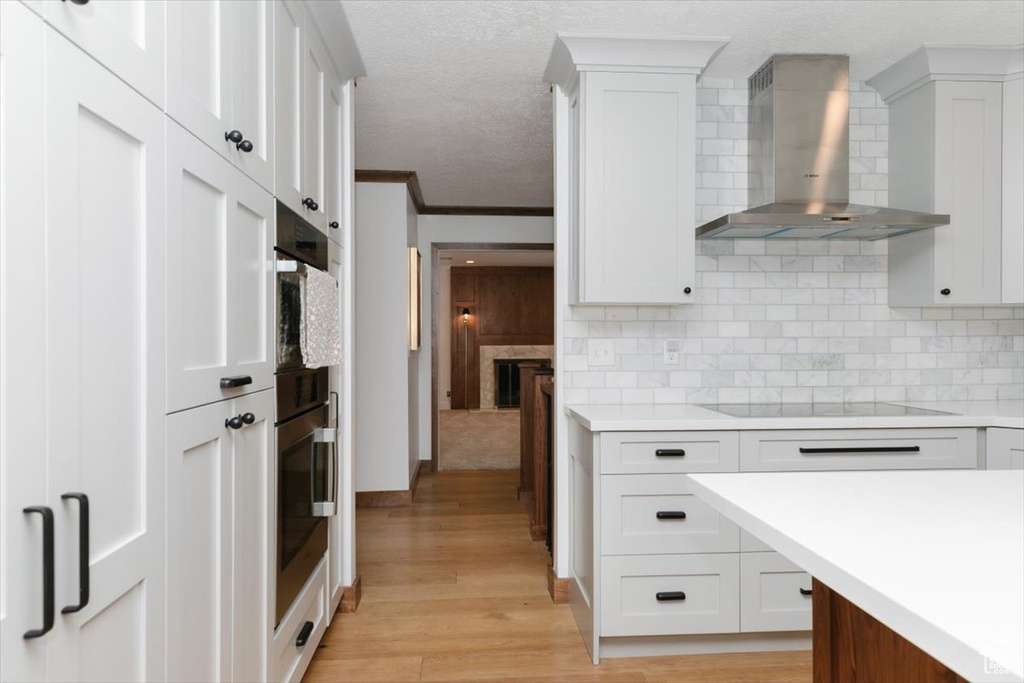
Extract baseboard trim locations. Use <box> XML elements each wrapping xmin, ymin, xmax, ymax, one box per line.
<box><xmin>340</xmin><ymin>575</ymin><xmax>362</xmax><ymax>613</ymax></box>
<box><xmin>356</xmin><ymin>462</ymin><xmax>424</xmax><ymax>508</ymax></box>
<box><xmin>548</xmin><ymin>567</ymin><xmax>569</xmax><ymax>604</ymax></box>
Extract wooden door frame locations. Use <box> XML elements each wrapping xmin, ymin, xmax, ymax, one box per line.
<box><xmin>430</xmin><ymin>243</ymin><xmax>554</xmax><ymax>473</ymax></box>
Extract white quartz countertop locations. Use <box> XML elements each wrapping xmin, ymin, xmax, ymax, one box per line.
<box><xmin>687</xmin><ymin>470</ymin><xmax>1024</xmax><ymax>682</ymax></box>
<box><xmin>566</xmin><ymin>401</ymin><xmax>1024</xmax><ymax>431</ymax></box>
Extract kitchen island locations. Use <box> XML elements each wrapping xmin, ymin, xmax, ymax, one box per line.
<box><xmin>688</xmin><ymin>470</ymin><xmax>1024</xmax><ymax>683</ymax></box>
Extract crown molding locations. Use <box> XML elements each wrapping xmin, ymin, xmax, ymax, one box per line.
<box><xmin>354</xmin><ymin>170</ymin><xmax>553</xmax><ymax>217</ymax></box>
<box><xmin>544</xmin><ymin>34</ymin><xmax>730</xmax><ymax>91</ymax></box>
<box><xmin>868</xmin><ymin>45</ymin><xmax>1024</xmax><ymax>103</ymax></box>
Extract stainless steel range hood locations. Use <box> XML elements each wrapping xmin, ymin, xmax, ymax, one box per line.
<box><xmin>697</xmin><ymin>55</ymin><xmax>949</xmax><ymax>240</ymax></box>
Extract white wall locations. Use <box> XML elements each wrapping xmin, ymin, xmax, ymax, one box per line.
<box><xmin>355</xmin><ymin>182</ymin><xmax>414</xmax><ymax>492</ymax></box>
<box><xmin>407</xmin><ymin>192</ymin><xmax>420</xmax><ymax>482</ymax></box>
<box><xmin>415</xmin><ymin>215</ymin><xmax>554</xmax><ymax>465</ymax></box>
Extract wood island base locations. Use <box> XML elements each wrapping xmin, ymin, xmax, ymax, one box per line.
<box><xmin>813</xmin><ymin>578</ymin><xmax>967</xmax><ymax>683</ymax></box>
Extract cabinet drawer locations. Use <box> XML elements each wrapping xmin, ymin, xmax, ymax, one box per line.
<box><xmin>740</xmin><ymin>529</ymin><xmax>773</xmax><ymax>553</ymax></box>
<box><xmin>601</xmin><ymin>431</ymin><xmax>739</xmax><ymax>474</ymax></box>
<box><xmin>273</xmin><ymin>557</ymin><xmax>327</xmax><ymax>683</ymax></box>
<box><xmin>740</xmin><ymin>553</ymin><xmax>812</xmax><ymax>633</ymax></box>
<box><xmin>601</xmin><ymin>475</ymin><xmax>739</xmax><ymax>555</ymax></box>
<box><xmin>739</xmin><ymin>428</ymin><xmax>977</xmax><ymax>471</ymax></box>
<box><xmin>600</xmin><ymin>554</ymin><xmax>739</xmax><ymax>637</ymax></box>
<box><xmin>986</xmin><ymin>428</ymin><xmax>1024</xmax><ymax>470</ymax></box>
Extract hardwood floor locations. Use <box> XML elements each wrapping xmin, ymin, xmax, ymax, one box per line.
<box><xmin>304</xmin><ymin>469</ymin><xmax>811</xmax><ymax>682</ymax></box>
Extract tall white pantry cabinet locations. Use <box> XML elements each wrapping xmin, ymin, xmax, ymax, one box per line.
<box><xmin>0</xmin><ymin>1</ymin><xmax>362</xmax><ymax>681</ymax></box>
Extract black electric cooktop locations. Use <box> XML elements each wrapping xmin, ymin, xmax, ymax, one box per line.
<box><xmin>697</xmin><ymin>402</ymin><xmax>956</xmax><ymax>418</ymax></box>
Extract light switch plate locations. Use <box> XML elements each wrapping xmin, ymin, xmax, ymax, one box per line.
<box><xmin>588</xmin><ymin>339</ymin><xmax>615</xmax><ymax>367</ymax></box>
<box><xmin>664</xmin><ymin>339</ymin><xmax>681</xmax><ymax>365</ymax></box>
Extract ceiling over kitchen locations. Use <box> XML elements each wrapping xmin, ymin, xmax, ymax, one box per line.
<box><xmin>341</xmin><ymin>0</ymin><xmax>1023</xmax><ymax>208</ymax></box>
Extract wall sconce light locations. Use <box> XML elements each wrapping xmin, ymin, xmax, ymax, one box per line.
<box><xmin>462</xmin><ymin>307</ymin><xmax>471</xmax><ymax>324</ymax></box>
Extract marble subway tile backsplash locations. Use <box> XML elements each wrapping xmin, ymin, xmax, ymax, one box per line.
<box><xmin>563</xmin><ymin>80</ymin><xmax>1024</xmax><ymax>405</ymax></box>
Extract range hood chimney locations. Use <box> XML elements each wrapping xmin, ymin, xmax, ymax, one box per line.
<box><xmin>697</xmin><ymin>54</ymin><xmax>949</xmax><ymax>239</ymax></box>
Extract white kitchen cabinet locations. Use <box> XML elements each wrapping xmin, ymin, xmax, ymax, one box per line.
<box><xmin>546</xmin><ymin>36</ymin><xmax>727</xmax><ymax>305</ymax></box>
<box><xmin>325</xmin><ymin>77</ymin><xmax>346</xmax><ymax>243</ymax></box>
<box><xmin>301</xmin><ymin>22</ymin><xmax>329</xmax><ymax>232</ymax></box>
<box><xmin>274</xmin><ymin>0</ymin><xmax>305</xmax><ymax>218</ymax></box>
<box><xmin>870</xmin><ymin>46</ymin><xmax>1023</xmax><ymax>306</ymax></box>
<box><xmin>166</xmin><ymin>121</ymin><xmax>274</xmax><ymax>414</ymax></box>
<box><xmin>0</xmin><ymin>4</ymin><xmax>48</xmax><ymax>680</ymax></box>
<box><xmin>42</xmin><ymin>0</ymin><xmax>165</xmax><ymax>107</ymax></box>
<box><xmin>166</xmin><ymin>0</ymin><xmax>275</xmax><ymax>193</ymax></box>
<box><xmin>166</xmin><ymin>389</ymin><xmax>274</xmax><ymax>683</ymax></box>
<box><xmin>986</xmin><ymin>427</ymin><xmax>1024</xmax><ymax>470</ymax></box>
<box><xmin>326</xmin><ymin>241</ymin><xmax>346</xmax><ymax>615</ymax></box>
<box><xmin>739</xmin><ymin>552</ymin><xmax>812</xmax><ymax>633</ymax></box>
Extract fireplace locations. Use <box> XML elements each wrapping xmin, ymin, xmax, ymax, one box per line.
<box><xmin>493</xmin><ymin>359</ymin><xmax>549</xmax><ymax>408</ymax></box>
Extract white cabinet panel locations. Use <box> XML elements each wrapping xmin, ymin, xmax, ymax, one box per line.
<box><xmin>42</xmin><ymin>0</ymin><xmax>165</xmax><ymax>106</ymax></box>
<box><xmin>600</xmin><ymin>431</ymin><xmax>739</xmax><ymax>474</ymax></box>
<box><xmin>45</xmin><ymin>28</ymin><xmax>166</xmax><ymax>681</ymax></box>
<box><xmin>229</xmin><ymin>0</ymin><xmax>275</xmax><ymax>192</ymax></box>
<box><xmin>987</xmin><ymin>427</ymin><xmax>1024</xmax><ymax>470</ymax></box>
<box><xmin>166</xmin><ymin>121</ymin><xmax>274</xmax><ymax>413</ymax></box>
<box><xmin>274</xmin><ymin>0</ymin><xmax>304</xmax><ymax>214</ymax></box>
<box><xmin>1001</xmin><ymin>77</ymin><xmax>1023</xmax><ymax>304</ymax></box>
<box><xmin>0</xmin><ymin>4</ymin><xmax>48</xmax><ymax>680</ymax></box>
<box><xmin>327</xmin><ymin>241</ymin><xmax>345</xmax><ymax>614</ymax></box>
<box><xmin>302</xmin><ymin>22</ymin><xmax>329</xmax><ymax>232</ymax></box>
<box><xmin>578</xmin><ymin>71</ymin><xmax>697</xmax><ymax>304</ymax></box>
<box><xmin>325</xmin><ymin>77</ymin><xmax>345</xmax><ymax>242</ymax></box>
<box><xmin>739</xmin><ymin>553</ymin><xmax>812</xmax><ymax>633</ymax></box>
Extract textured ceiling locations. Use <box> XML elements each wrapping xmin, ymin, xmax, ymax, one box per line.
<box><xmin>342</xmin><ymin>0</ymin><xmax>1023</xmax><ymax>208</ymax></box>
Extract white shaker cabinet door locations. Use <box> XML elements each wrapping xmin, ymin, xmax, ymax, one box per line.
<box><xmin>166</xmin><ymin>122</ymin><xmax>274</xmax><ymax>414</ymax></box>
<box><xmin>166</xmin><ymin>0</ymin><xmax>233</xmax><ymax>161</ymax></box>
<box><xmin>229</xmin><ymin>0</ymin><xmax>275</xmax><ymax>193</ymax></box>
<box><xmin>301</xmin><ymin>22</ymin><xmax>329</xmax><ymax>233</ymax></box>
<box><xmin>0</xmin><ymin>4</ymin><xmax>48</xmax><ymax>680</ymax></box>
<box><xmin>324</xmin><ymin>77</ymin><xmax>345</xmax><ymax>244</ymax></box>
<box><xmin>42</xmin><ymin>0</ymin><xmax>165</xmax><ymax>107</ymax></box>
<box><xmin>274</xmin><ymin>0</ymin><xmax>305</xmax><ymax>215</ymax></box>
<box><xmin>165</xmin><ymin>400</ymin><xmax>235</xmax><ymax>683</ymax></box>
<box><xmin>44</xmin><ymin>29</ymin><xmax>167</xmax><ymax>682</ymax></box>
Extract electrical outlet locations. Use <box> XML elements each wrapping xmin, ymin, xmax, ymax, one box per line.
<box><xmin>588</xmin><ymin>339</ymin><xmax>615</xmax><ymax>367</ymax></box>
<box><xmin>664</xmin><ymin>339</ymin><xmax>681</xmax><ymax>365</ymax></box>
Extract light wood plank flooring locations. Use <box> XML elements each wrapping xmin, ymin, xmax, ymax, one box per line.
<box><xmin>304</xmin><ymin>470</ymin><xmax>811</xmax><ymax>682</ymax></box>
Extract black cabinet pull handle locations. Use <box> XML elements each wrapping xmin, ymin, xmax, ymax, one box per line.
<box><xmin>329</xmin><ymin>221</ymin><xmax>339</xmax><ymax>230</ymax></box>
<box><xmin>220</xmin><ymin>375</ymin><xmax>252</xmax><ymax>389</ymax></box>
<box><xmin>656</xmin><ymin>511</ymin><xmax>687</xmax><ymax>520</ymax></box>
<box><xmin>23</xmin><ymin>506</ymin><xmax>54</xmax><ymax>639</ymax></box>
<box><xmin>302</xmin><ymin>197</ymin><xmax>319</xmax><ymax>211</ymax></box>
<box><xmin>940</xmin><ymin>288</ymin><xmax>951</xmax><ymax>296</ymax></box>
<box><xmin>241</xmin><ymin>412</ymin><xmax>256</xmax><ymax>425</ymax></box>
<box><xmin>655</xmin><ymin>591</ymin><xmax>687</xmax><ymax>602</ymax></box>
<box><xmin>226</xmin><ymin>415</ymin><xmax>244</xmax><ymax>430</ymax></box>
<box><xmin>61</xmin><ymin>493</ymin><xmax>90</xmax><ymax>614</ymax></box>
<box><xmin>799</xmin><ymin>587</ymin><xmax>812</xmax><ymax>596</ymax></box>
<box><xmin>798</xmin><ymin>446</ymin><xmax>920</xmax><ymax>454</ymax></box>
<box><xmin>225</xmin><ymin>130</ymin><xmax>244</xmax><ymax>144</ymax></box>
<box><xmin>237</xmin><ymin>139</ymin><xmax>253</xmax><ymax>153</ymax></box>
<box><xmin>655</xmin><ymin>449</ymin><xmax>686</xmax><ymax>457</ymax></box>
<box><xmin>295</xmin><ymin>620</ymin><xmax>315</xmax><ymax>647</ymax></box>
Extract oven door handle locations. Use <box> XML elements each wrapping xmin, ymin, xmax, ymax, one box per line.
<box><xmin>312</xmin><ymin>428</ymin><xmax>337</xmax><ymax>517</ymax></box>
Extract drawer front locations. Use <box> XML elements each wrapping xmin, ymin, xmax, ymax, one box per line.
<box><xmin>740</xmin><ymin>428</ymin><xmax>977</xmax><ymax>472</ymax></box>
<box><xmin>986</xmin><ymin>428</ymin><xmax>1024</xmax><ymax>470</ymax></box>
<box><xmin>740</xmin><ymin>529</ymin><xmax>772</xmax><ymax>553</ymax></box>
<box><xmin>600</xmin><ymin>554</ymin><xmax>739</xmax><ymax>637</ymax></box>
<box><xmin>274</xmin><ymin>558</ymin><xmax>327</xmax><ymax>683</ymax></box>
<box><xmin>601</xmin><ymin>475</ymin><xmax>739</xmax><ymax>555</ymax></box>
<box><xmin>740</xmin><ymin>552</ymin><xmax>812</xmax><ymax>633</ymax></box>
<box><xmin>602</xmin><ymin>431</ymin><xmax>739</xmax><ymax>474</ymax></box>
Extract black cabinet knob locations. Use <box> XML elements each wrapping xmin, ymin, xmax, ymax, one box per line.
<box><xmin>302</xmin><ymin>197</ymin><xmax>319</xmax><ymax>211</ymax></box>
<box><xmin>225</xmin><ymin>130</ymin><xmax>244</xmax><ymax>144</ymax></box>
<box><xmin>684</xmin><ymin>287</ymin><xmax>692</xmax><ymax>295</ymax></box>
<box><xmin>225</xmin><ymin>415</ymin><xmax>244</xmax><ymax>430</ymax></box>
<box><xmin>241</xmin><ymin>412</ymin><xmax>256</xmax><ymax>425</ymax></box>
<box><xmin>237</xmin><ymin>139</ymin><xmax>253</xmax><ymax>153</ymax></box>
<box><xmin>940</xmin><ymin>288</ymin><xmax>951</xmax><ymax>296</ymax></box>
<box><xmin>329</xmin><ymin>221</ymin><xmax>339</xmax><ymax>230</ymax></box>
<box><xmin>63</xmin><ymin>0</ymin><xmax>90</xmax><ymax>4</ymax></box>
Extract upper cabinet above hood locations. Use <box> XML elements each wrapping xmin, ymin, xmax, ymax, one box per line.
<box><xmin>697</xmin><ymin>54</ymin><xmax>949</xmax><ymax>240</ymax></box>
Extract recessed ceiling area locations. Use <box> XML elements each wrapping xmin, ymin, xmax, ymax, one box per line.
<box><xmin>342</xmin><ymin>0</ymin><xmax>1023</xmax><ymax>208</ymax></box>
<box><xmin>439</xmin><ymin>249</ymin><xmax>555</xmax><ymax>268</ymax></box>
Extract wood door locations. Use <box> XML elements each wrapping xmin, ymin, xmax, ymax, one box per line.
<box><xmin>0</xmin><ymin>4</ymin><xmax>49</xmax><ymax>680</ymax></box>
<box><xmin>581</xmin><ymin>71</ymin><xmax>696</xmax><ymax>304</ymax></box>
<box><xmin>166</xmin><ymin>400</ymin><xmax>234</xmax><ymax>683</ymax></box>
<box><xmin>42</xmin><ymin>0</ymin><xmax>165</xmax><ymax>107</ymax></box>
<box><xmin>231</xmin><ymin>389</ymin><xmax>274</xmax><ymax>683</ymax></box>
<box><xmin>302</xmin><ymin>20</ymin><xmax>329</xmax><ymax>232</ymax></box>
<box><xmin>45</xmin><ymin>28</ymin><xmax>166</xmax><ymax>681</ymax></box>
<box><xmin>166</xmin><ymin>121</ymin><xmax>274</xmax><ymax>413</ymax></box>
<box><xmin>274</xmin><ymin>0</ymin><xmax>305</xmax><ymax>215</ymax></box>
<box><xmin>325</xmin><ymin>77</ymin><xmax>345</xmax><ymax>245</ymax></box>
<box><xmin>165</xmin><ymin>0</ymin><xmax>232</xmax><ymax>162</ymax></box>
<box><xmin>229</xmin><ymin>0</ymin><xmax>275</xmax><ymax>193</ymax></box>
